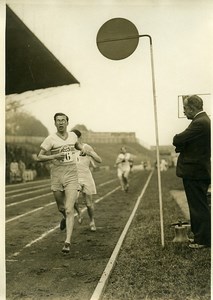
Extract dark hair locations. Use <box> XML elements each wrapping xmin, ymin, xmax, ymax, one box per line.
<box><xmin>186</xmin><ymin>95</ymin><xmax>203</xmax><ymax>110</ymax></box>
<box><xmin>71</xmin><ymin>129</ymin><xmax>81</xmax><ymax>138</ymax></box>
<box><xmin>54</xmin><ymin>113</ymin><xmax>69</xmax><ymax>122</ymax></box>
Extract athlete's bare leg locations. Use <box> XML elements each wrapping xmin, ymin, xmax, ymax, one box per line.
<box><xmin>74</xmin><ymin>202</ymin><xmax>81</xmax><ymax>216</ymax></box>
<box><xmin>64</xmin><ymin>188</ymin><xmax>78</xmax><ymax>244</ymax></box>
<box><xmin>53</xmin><ymin>190</ymin><xmax>66</xmax><ymax>218</ymax></box>
<box><xmin>123</xmin><ymin>171</ymin><xmax>130</xmax><ymax>192</ymax></box>
<box><xmin>85</xmin><ymin>195</ymin><xmax>94</xmax><ymax>222</ymax></box>
<box><xmin>118</xmin><ymin>175</ymin><xmax>125</xmax><ymax>190</ymax></box>
<box><xmin>74</xmin><ymin>193</ymin><xmax>83</xmax><ymax>223</ymax></box>
<box><xmin>83</xmin><ymin>193</ymin><xmax>96</xmax><ymax>231</ymax></box>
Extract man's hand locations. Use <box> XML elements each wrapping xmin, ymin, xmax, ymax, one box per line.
<box><xmin>54</xmin><ymin>152</ymin><xmax>66</xmax><ymax>160</ymax></box>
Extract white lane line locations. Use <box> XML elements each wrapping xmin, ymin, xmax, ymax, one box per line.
<box><xmin>6</xmin><ymin>179</ymin><xmax>106</xmax><ymax>196</ymax></box>
<box><xmin>95</xmin><ymin>186</ymin><xmax>121</xmax><ymax>203</ymax></box>
<box><xmin>8</xmin><ymin>185</ymin><xmax>121</xmax><ymax>258</ymax></box>
<box><xmin>98</xmin><ymin>179</ymin><xmax>117</xmax><ymax>187</ymax></box>
<box><xmin>90</xmin><ymin>170</ymin><xmax>154</xmax><ymax>300</ymax></box>
<box><xmin>6</xmin><ymin>183</ymin><xmax>50</xmax><ymax>195</ymax></box>
<box><xmin>6</xmin><ymin>187</ymin><xmax>120</xmax><ymax>223</ymax></box>
<box><xmin>6</xmin><ymin>202</ymin><xmax>55</xmax><ymax>223</ymax></box>
<box><xmin>6</xmin><ymin>192</ymin><xmax>52</xmax><ymax>208</ymax></box>
<box><xmin>6</xmin><ymin>259</ymin><xmax>18</xmax><ymax>262</ymax></box>
<box><xmin>11</xmin><ymin>227</ymin><xmax>58</xmax><ymax>257</ymax></box>
<box><xmin>6</xmin><ymin>187</ymin><xmax>51</xmax><ymax>199</ymax></box>
<box><xmin>5</xmin><ymin>179</ymin><xmax>50</xmax><ymax>189</ymax></box>
<box><xmin>6</xmin><ymin>178</ymin><xmax>117</xmax><ymax>207</ymax></box>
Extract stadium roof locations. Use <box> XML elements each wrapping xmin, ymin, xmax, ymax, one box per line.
<box><xmin>6</xmin><ymin>5</ymin><xmax>79</xmax><ymax>95</ymax></box>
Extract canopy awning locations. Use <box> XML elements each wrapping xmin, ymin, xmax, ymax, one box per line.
<box><xmin>6</xmin><ymin>5</ymin><xmax>79</xmax><ymax>95</ymax></box>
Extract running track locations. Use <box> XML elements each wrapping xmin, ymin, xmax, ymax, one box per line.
<box><xmin>5</xmin><ymin>169</ymin><xmax>153</xmax><ymax>300</ymax></box>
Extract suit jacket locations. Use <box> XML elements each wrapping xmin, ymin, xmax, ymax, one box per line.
<box><xmin>173</xmin><ymin>112</ymin><xmax>211</xmax><ymax>180</ymax></box>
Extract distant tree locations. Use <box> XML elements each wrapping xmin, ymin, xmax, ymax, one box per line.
<box><xmin>6</xmin><ymin>111</ymin><xmax>49</xmax><ymax>136</ymax></box>
<box><xmin>6</xmin><ymin>99</ymin><xmax>22</xmax><ymax>113</ymax></box>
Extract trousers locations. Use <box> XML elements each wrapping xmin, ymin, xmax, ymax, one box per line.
<box><xmin>183</xmin><ymin>178</ymin><xmax>211</xmax><ymax>246</ymax></box>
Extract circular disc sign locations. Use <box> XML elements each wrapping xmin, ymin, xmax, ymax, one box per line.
<box><xmin>96</xmin><ymin>18</ymin><xmax>139</xmax><ymax>60</ymax></box>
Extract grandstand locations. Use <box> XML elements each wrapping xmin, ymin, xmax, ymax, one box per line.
<box><xmin>6</xmin><ymin>131</ymin><xmax>137</xmax><ymax>145</ymax></box>
<box><xmin>5</xmin><ymin>131</ymin><xmax>156</xmax><ymax>183</ymax></box>
<box><xmin>78</xmin><ymin>131</ymin><xmax>137</xmax><ymax>144</ymax></box>
<box><xmin>5</xmin><ymin>6</ymin><xmax>157</xmax><ymax>183</ymax></box>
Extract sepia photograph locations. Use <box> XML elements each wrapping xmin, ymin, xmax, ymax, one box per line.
<box><xmin>2</xmin><ymin>0</ymin><xmax>212</xmax><ymax>299</ymax></box>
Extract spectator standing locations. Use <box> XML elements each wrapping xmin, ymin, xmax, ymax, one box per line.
<box><xmin>18</xmin><ymin>159</ymin><xmax>26</xmax><ymax>182</ymax></box>
<box><xmin>173</xmin><ymin>95</ymin><xmax>211</xmax><ymax>249</ymax></box>
<box><xmin>10</xmin><ymin>158</ymin><xmax>20</xmax><ymax>183</ymax></box>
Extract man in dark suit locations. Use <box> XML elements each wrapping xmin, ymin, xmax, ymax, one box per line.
<box><xmin>173</xmin><ymin>95</ymin><xmax>211</xmax><ymax>249</ymax></box>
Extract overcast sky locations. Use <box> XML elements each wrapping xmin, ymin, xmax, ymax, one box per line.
<box><xmin>5</xmin><ymin>0</ymin><xmax>213</xmax><ymax>146</ymax></box>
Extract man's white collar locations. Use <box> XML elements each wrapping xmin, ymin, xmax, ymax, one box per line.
<box><xmin>194</xmin><ymin>111</ymin><xmax>204</xmax><ymax>118</ymax></box>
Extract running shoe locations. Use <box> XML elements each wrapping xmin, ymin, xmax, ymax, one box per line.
<box><xmin>125</xmin><ymin>184</ymin><xmax>129</xmax><ymax>192</ymax></box>
<box><xmin>62</xmin><ymin>242</ymin><xmax>70</xmax><ymax>253</ymax></box>
<box><xmin>90</xmin><ymin>222</ymin><xmax>96</xmax><ymax>232</ymax></box>
<box><xmin>60</xmin><ymin>218</ymin><xmax>66</xmax><ymax>231</ymax></box>
<box><xmin>189</xmin><ymin>243</ymin><xmax>207</xmax><ymax>249</ymax></box>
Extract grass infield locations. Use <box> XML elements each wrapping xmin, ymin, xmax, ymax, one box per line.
<box><xmin>102</xmin><ymin>168</ymin><xmax>211</xmax><ymax>300</ymax></box>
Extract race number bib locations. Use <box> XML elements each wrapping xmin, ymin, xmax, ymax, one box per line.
<box><xmin>60</xmin><ymin>145</ymin><xmax>74</xmax><ymax>163</ymax></box>
<box><xmin>63</xmin><ymin>151</ymin><xmax>73</xmax><ymax>162</ymax></box>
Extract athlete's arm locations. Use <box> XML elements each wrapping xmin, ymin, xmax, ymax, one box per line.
<box><xmin>115</xmin><ymin>154</ymin><xmax>124</xmax><ymax>165</ymax></box>
<box><xmin>81</xmin><ymin>144</ymin><xmax>102</xmax><ymax>163</ymax></box>
<box><xmin>90</xmin><ymin>158</ymin><xmax>96</xmax><ymax>168</ymax></box>
<box><xmin>87</xmin><ymin>149</ymin><xmax>102</xmax><ymax>163</ymax></box>
<box><xmin>75</xmin><ymin>141</ymin><xmax>84</xmax><ymax>151</ymax></box>
<box><xmin>36</xmin><ymin>148</ymin><xmax>65</xmax><ymax>162</ymax></box>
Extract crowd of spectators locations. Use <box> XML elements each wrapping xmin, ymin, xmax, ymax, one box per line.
<box><xmin>6</xmin><ymin>144</ymin><xmax>50</xmax><ymax>184</ymax></box>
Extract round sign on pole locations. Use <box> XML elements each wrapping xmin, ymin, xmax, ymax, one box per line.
<box><xmin>96</xmin><ymin>17</ymin><xmax>164</xmax><ymax>249</ymax></box>
<box><xmin>96</xmin><ymin>18</ymin><xmax>139</xmax><ymax>60</ymax></box>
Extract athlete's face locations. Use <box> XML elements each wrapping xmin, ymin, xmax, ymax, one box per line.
<box><xmin>55</xmin><ymin>115</ymin><xmax>68</xmax><ymax>133</ymax></box>
<box><xmin>120</xmin><ymin>147</ymin><xmax>127</xmax><ymax>154</ymax></box>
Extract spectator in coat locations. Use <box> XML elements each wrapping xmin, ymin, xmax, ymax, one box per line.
<box><xmin>173</xmin><ymin>95</ymin><xmax>211</xmax><ymax>249</ymax></box>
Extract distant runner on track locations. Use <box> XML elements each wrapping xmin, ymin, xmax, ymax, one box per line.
<box><xmin>71</xmin><ymin>129</ymin><xmax>102</xmax><ymax>232</ymax></box>
<box><xmin>115</xmin><ymin>146</ymin><xmax>133</xmax><ymax>192</ymax></box>
<box><xmin>36</xmin><ymin>113</ymin><xmax>84</xmax><ymax>254</ymax></box>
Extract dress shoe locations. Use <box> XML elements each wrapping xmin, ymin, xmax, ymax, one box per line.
<box><xmin>189</xmin><ymin>243</ymin><xmax>207</xmax><ymax>249</ymax></box>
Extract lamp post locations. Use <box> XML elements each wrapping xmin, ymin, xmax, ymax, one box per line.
<box><xmin>96</xmin><ymin>18</ymin><xmax>164</xmax><ymax>247</ymax></box>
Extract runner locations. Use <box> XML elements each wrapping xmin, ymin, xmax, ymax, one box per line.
<box><xmin>37</xmin><ymin>113</ymin><xmax>83</xmax><ymax>253</ymax></box>
<box><xmin>115</xmin><ymin>146</ymin><xmax>133</xmax><ymax>192</ymax></box>
<box><xmin>71</xmin><ymin>129</ymin><xmax>102</xmax><ymax>232</ymax></box>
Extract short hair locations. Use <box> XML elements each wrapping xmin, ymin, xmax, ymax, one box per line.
<box><xmin>185</xmin><ymin>95</ymin><xmax>203</xmax><ymax>110</ymax></box>
<box><xmin>54</xmin><ymin>113</ymin><xmax>69</xmax><ymax>122</ymax></box>
<box><xmin>71</xmin><ymin>129</ymin><xmax>81</xmax><ymax>138</ymax></box>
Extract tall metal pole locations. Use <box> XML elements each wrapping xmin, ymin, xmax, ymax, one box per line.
<box><xmin>97</xmin><ymin>34</ymin><xmax>165</xmax><ymax>247</ymax></box>
<box><xmin>146</xmin><ymin>36</ymin><xmax>165</xmax><ymax>248</ymax></box>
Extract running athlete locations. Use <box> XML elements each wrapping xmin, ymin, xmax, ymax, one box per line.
<box><xmin>115</xmin><ymin>146</ymin><xmax>132</xmax><ymax>192</ymax></box>
<box><xmin>71</xmin><ymin>129</ymin><xmax>102</xmax><ymax>232</ymax></box>
<box><xmin>37</xmin><ymin>113</ymin><xmax>83</xmax><ymax>253</ymax></box>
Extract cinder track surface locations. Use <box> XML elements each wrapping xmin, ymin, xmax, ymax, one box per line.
<box><xmin>6</xmin><ymin>169</ymin><xmax>152</xmax><ymax>300</ymax></box>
